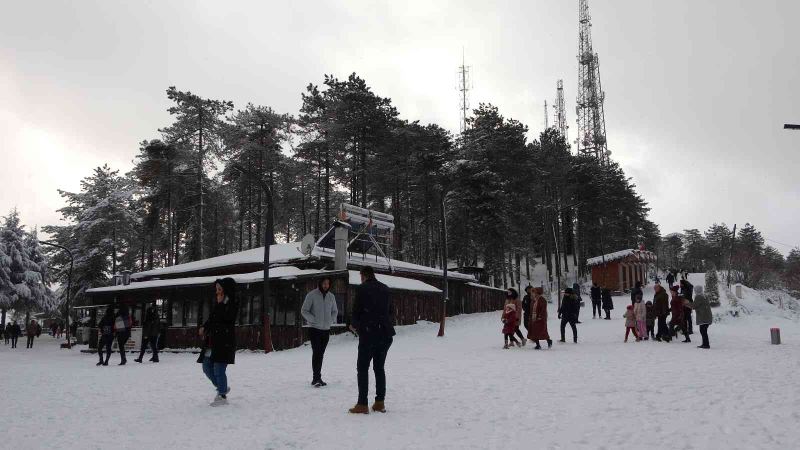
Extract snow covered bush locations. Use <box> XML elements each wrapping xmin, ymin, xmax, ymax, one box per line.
<box><xmin>705</xmin><ymin>269</ymin><xmax>720</xmax><ymax>307</ymax></box>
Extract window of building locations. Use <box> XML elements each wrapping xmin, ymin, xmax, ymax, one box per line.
<box><xmin>172</xmin><ymin>300</ymin><xmax>184</xmax><ymax>327</ymax></box>
<box><xmin>185</xmin><ymin>300</ymin><xmax>199</xmax><ymax>327</ymax></box>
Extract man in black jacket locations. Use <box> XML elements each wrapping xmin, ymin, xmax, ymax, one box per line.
<box><xmin>590</xmin><ymin>283</ymin><xmax>602</xmax><ymax>319</ymax></box>
<box><xmin>558</xmin><ymin>288</ymin><xmax>579</xmax><ymax>343</ymax></box>
<box><xmin>349</xmin><ymin>266</ymin><xmax>395</xmax><ymax>415</ymax></box>
<box><xmin>521</xmin><ymin>286</ymin><xmax>533</xmax><ymax>332</ymax></box>
<box><xmin>630</xmin><ymin>281</ymin><xmax>643</xmax><ymax>306</ymax></box>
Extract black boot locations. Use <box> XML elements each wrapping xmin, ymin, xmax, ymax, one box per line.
<box><xmin>134</xmin><ymin>357</ymin><xmax>143</xmax><ymax>363</ymax></box>
<box><xmin>547</xmin><ymin>339</ymin><xmax>553</xmax><ymax>348</ymax></box>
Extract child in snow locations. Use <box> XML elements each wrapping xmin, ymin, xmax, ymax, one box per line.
<box><xmin>633</xmin><ymin>294</ymin><xmax>647</xmax><ymax>341</ymax></box>
<box><xmin>645</xmin><ymin>300</ymin><xmax>656</xmax><ymax>340</ymax></box>
<box><xmin>623</xmin><ymin>304</ymin><xmax>638</xmax><ymax>342</ymax></box>
<box><xmin>502</xmin><ymin>304</ymin><xmax>521</xmax><ymax>349</ymax></box>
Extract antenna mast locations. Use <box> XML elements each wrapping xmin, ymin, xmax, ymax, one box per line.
<box><xmin>544</xmin><ymin>101</ymin><xmax>549</xmax><ymax>130</ymax></box>
<box><xmin>576</xmin><ymin>0</ymin><xmax>609</xmax><ymax>163</ymax></box>
<box><xmin>555</xmin><ymin>79</ymin><xmax>569</xmax><ymax>145</ymax></box>
<box><xmin>457</xmin><ymin>49</ymin><xmax>472</xmax><ymax>134</ymax></box>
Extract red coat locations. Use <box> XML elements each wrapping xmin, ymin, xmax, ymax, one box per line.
<box><xmin>527</xmin><ymin>295</ymin><xmax>550</xmax><ymax>340</ymax></box>
<box><xmin>502</xmin><ymin>309</ymin><xmax>518</xmax><ymax>335</ymax></box>
<box><xmin>670</xmin><ymin>296</ymin><xmax>685</xmax><ymax>324</ymax></box>
<box><xmin>504</xmin><ymin>298</ymin><xmax>523</xmax><ymax>327</ymax></box>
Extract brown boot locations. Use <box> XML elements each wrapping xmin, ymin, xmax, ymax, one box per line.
<box><xmin>348</xmin><ymin>404</ymin><xmax>369</xmax><ymax>414</ymax></box>
<box><xmin>372</xmin><ymin>401</ymin><xmax>386</xmax><ymax>413</ymax></box>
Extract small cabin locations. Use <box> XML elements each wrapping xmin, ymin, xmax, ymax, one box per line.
<box><xmin>587</xmin><ymin>249</ymin><xmax>656</xmax><ymax>292</ymax></box>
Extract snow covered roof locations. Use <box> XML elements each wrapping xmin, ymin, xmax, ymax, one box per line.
<box><xmin>348</xmin><ymin>271</ymin><xmax>441</xmax><ymax>293</ymax></box>
<box><xmin>130</xmin><ymin>242</ymin><xmax>307</xmax><ymax>280</ymax></box>
<box><xmin>467</xmin><ymin>282</ymin><xmax>507</xmax><ymax>292</ymax></box>
<box><xmin>313</xmin><ymin>247</ymin><xmax>475</xmax><ymax>282</ymax></box>
<box><xmin>88</xmin><ymin>266</ymin><xmax>331</xmax><ymax>294</ymax></box>
<box><xmin>130</xmin><ymin>241</ymin><xmax>475</xmax><ymax>283</ymax></box>
<box><xmin>586</xmin><ymin>249</ymin><xmax>656</xmax><ymax>267</ymax></box>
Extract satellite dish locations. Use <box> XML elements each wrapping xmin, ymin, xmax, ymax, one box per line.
<box><xmin>300</xmin><ymin>234</ymin><xmax>315</xmax><ymax>256</ymax></box>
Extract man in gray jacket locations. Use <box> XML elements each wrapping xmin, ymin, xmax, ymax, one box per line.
<box><xmin>301</xmin><ymin>276</ymin><xmax>339</xmax><ymax>387</ymax></box>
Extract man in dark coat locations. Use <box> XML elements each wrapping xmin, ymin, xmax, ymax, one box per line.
<box><xmin>590</xmin><ymin>283</ymin><xmax>602</xmax><ymax>319</ymax></box>
<box><xmin>134</xmin><ymin>307</ymin><xmax>160</xmax><ymax>363</ymax></box>
<box><xmin>97</xmin><ymin>306</ymin><xmax>115</xmax><ymax>365</ymax></box>
<box><xmin>0</xmin><ymin>322</ymin><xmax>5</xmax><ymax>344</ymax></box>
<box><xmin>349</xmin><ymin>266</ymin><xmax>395</xmax><ymax>415</ymax></box>
<box><xmin>521</xmin><ymin>286</ymin><xmax>533</xmax><ymax>332</ymax></box>
<box><xmin>8</xmin><ymin>321</ymin><xmax>20</xmax><ymax>348</ymax></box>
<box><xmin>601</xmin><ymin>288</ymin><xmax>614</xmax><ymax>320</ymax></box>
<box><xmin>26</xmin><ymin>320</ymin><xmax>40</xmax><ymax>348</ymax></box>
<box><xmin>557</xmin><ymin>288</ymin><xmax>579</xmax><ymax>343</ymax></box>
<box><xmin>630</xmin><ymin>281</ymin><xmax>643</xmax><ymax>306</ymax></box>
<box><xmin>666</xmin><ymin>271</ymin><xmax>675</xmax><ymax>287</ymax></box>
<box><xmin>198</xmin><ymin>278</ymin><xmax>238</xmax><ymax>407</ymax></box>
<box><xmin>652</xmin><ymin>283</ymin><xmax>671</xmax><ymax>342</ymax></box>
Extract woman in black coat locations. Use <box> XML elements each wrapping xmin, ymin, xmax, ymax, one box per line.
<box><xmin>197</xmin><ymin>278</ymin><xmax>238</xmax><ymax>407</ymax></box>
<box><xmin>601</xmin><ymin>288</ymin><xmax>614</xmax><ymax>320</ymax></box>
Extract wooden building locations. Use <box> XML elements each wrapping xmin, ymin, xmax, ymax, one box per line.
<box><xmin>84</xmin><ymin>242</ymin><xmax>506</xmax><ymax>351</ymax></box>
<box><xmin>587</xmin><ymin>249</ymin><xmax>657</xmax><ymax>292</ymax></box>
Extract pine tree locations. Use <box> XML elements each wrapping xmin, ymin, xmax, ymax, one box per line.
<box><xmin>159</xmin><ymin>87</ymin><xmax>233</xmax><ymax>260</ymax></box>
<box><xmin>704</xmin><ymin>266</ymin><xmax>720</xmax><ymax>307</ymax></box>
<box><xmin>0</xmin><ymin>209</ymin><xmax>51</xmax><ymax>317</ymax></box>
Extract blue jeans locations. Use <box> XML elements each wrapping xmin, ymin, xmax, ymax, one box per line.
<box><xmin>202</xmin><ymin>357</ymin><xmax>228</xmax><ymax>395</ymax></box>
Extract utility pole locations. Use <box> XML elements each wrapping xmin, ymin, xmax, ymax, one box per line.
<box><xmin>726</xmin><ymin>224</ymin><xmax>737</xmax><ymax>288</ymax></box>
<box><xmin>457</xmin><ymin>49</ymin><xmax>472</xmax><ymax>134</ymax></box>
<box><xmin>40</xmin><ymin>241</ymin><xmax>73</xmax><ymax>349</ymax></box>
<box><xmin>438</xmin><ymin>190</ymin><xmax>450</xmax><ymax>337</ymax></box>
<box><xmin>544</xmin><ymin>101</ymin><xmax>549</xmax><ymax>130</ymax></box>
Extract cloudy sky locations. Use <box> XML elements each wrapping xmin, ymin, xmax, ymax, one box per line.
<box><xmin>1</xmin><ymin>0</ymin><xmax>798</xmax><ymax>253</ymax></box>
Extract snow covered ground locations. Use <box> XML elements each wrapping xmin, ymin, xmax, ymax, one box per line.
<box><xmin>2</xmin><ymin>277</ymin><xmax>799</xmax><ymax>450</ymax></box>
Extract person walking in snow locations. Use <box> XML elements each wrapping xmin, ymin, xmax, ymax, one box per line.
<box><xmin>134</xmin><ymin>306</ymin><xmax>160</xmax><ymax>364</ymax></box>
<box><xmin>645</xmin><ymin>300</ymin><xmax>656</xmax><ymax>340</ymax></box>
<box><xmin>26</xmin><ymin>319</ymin><xmax>40</xmax><ymax>349</ymax></box>
<box><xmin>522</xmin><ymin>286</ymin><xmax>533</xmax><ymax>333</ymax></box>
<box><xmin>680</xmin><ymin>279</ymin><xmax>694</xmax><ymax>335</ymax></box>
<box><xmin>633</xmin><ymin>294</ymin><xmax>647</xmax><ymax>340</ymax></box>
<box><xmin>198</xmin><ymin>278</ymin><xmax>239</xmax><ymax>407</ymax></box>
<box><xmin>652</xmin><ymin>283</ymin><xmax>670</xmax><ymax>342</ymax></box>
<box><xmin>0</xmin><ymin>322</ymin><xmax>5</xmax><ymax>344</ymax></box>
<box><xmin>665</xmin><ymin>271</ymin><xmax>675</xmax><ymax>287</ymax></box>
<box><xmin>669</xmin><ymin>286</ymin><xmax>690</xmax><ymax>343</ymax></box>
<box><xmin>590</xmin><ymin>282</ymin><xmax>602</xmax><ymax>319</ymax></box>
<box><xmin>558</xmin><ymin>288</ymin><xmax>579</xmax><ymax>343</ymax></box>
<box><xmin>504</xmin><ymin>288</ymin><xmax>526</xmax><ymax>346</ymax></box>
<box><xmin>96</xmin><ymin>306</ymin><xmax>114</xmax><ymax>365</ymax></box>
<box><xmin>572</xmin><ymin>283</ymin><xmax>584</xmax><ymax>323</ymax></box>
<box><xmin>8</xmin><ymin>320</ymin><xmax>20</xmax><ymax>348</ymax></box>
<box><xmin>692</xmin><ymin>285</ymin><xmax>712</xmax><ymax>349</ymax></box>
<box><xmin>623</xmin><ymin>305</ymin><xmax>638</xmax><ymax>342</ymax></box>
<box><xmin>113</xmin><ymin>305</ymin><xmax>132</xmax><ymax>365</ymax></box>
<box><xmin>349</xmin><ymin>266</ymin><xmax>395</xmax><ymax>415</ymax></box>
<box><xmin>630</xmin><ymin>281</ymin><xmax>643</xmax><ymax>307</ymax></box>
<box><xmin>527</xmin><ymin>287</ymin><xmax>552</xmax><ymax>349</ymax></box>
<box><xmin>502</xmin><ymin>303</ymin><xmax>521</xmax><ymax>349</ymax></box>
<box><xmin>301</xmin><ymin>276</ymin><xmax>339</xmax><ymax>387</ymax></box>
<box><xmin>601</xmin><ymin>288</ymin><xmax>614</xmax><ymax>320</ymax></box>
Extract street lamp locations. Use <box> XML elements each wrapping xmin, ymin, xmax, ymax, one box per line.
<box><xmin>40</xmin><ymin>241</ymin><xmax>73</xmax><ymax>349</ymax></box>
<box><xmin>438</xmin><ymin>190</ymin><xmax>452</xmax><ymax>337</ymax></box>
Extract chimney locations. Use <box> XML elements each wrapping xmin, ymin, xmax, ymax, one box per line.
<box><xmin>333</xmin><ymin>221</ymin><xmax>351</xmax><ymax>271</ymax></box>
<box><xmin>113</xmin><ymin>273</ymin><xmax>123</xmax><ymax>286</ymax></box>
<box><xmin>121</xmin><ymin>270</ymin><xmax>132</xmax><ymax>286</ymax></box>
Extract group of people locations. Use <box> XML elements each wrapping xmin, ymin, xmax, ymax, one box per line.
<box><xmin>502</xmin><ymin>284</ymin><xmax>584</xmax><ymax>349</ymax></box>
<box><xmin>0</xmin><ymin>319</ymin><xmax>41</xmax><ymax>349</ymax></box>
<box><xmin>95</xmin><ymin>304</ymin><xmax>160</xmax><ymax>366</ymax></box>
<box><xmin>501</xmin><ymin>274</ymin><xmax>714</xmax><ymax>350</ymax></box>
<box><xmin>198</xmin><ymin>265</ymin><xmax>396</xmax><ymax>413</ymax></box>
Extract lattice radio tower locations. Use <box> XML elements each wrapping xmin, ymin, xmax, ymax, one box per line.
<box><xmin>576</xmin><ymin>0</ymin><xmax>609</xmax><ymax>163</ymax></box>
<box><xmin>457</xmin><ymin>49</ymin><xmax>472</xmax><ymax>134</ymax></box>
<box><xmin>543</xmin><ymin>101</ymin><xmax>549</xmax><ymax>130</ymax></box>
<box><xmin>554</xmin><ymin>79</ymin><xmax>569</xmax><ymax>144</ymax></box>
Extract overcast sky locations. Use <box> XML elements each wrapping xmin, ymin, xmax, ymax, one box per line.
<box><xmin>1</xmin><ymin>0</ymin><xmax>798</xmax><ymax>253</ymax></box>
